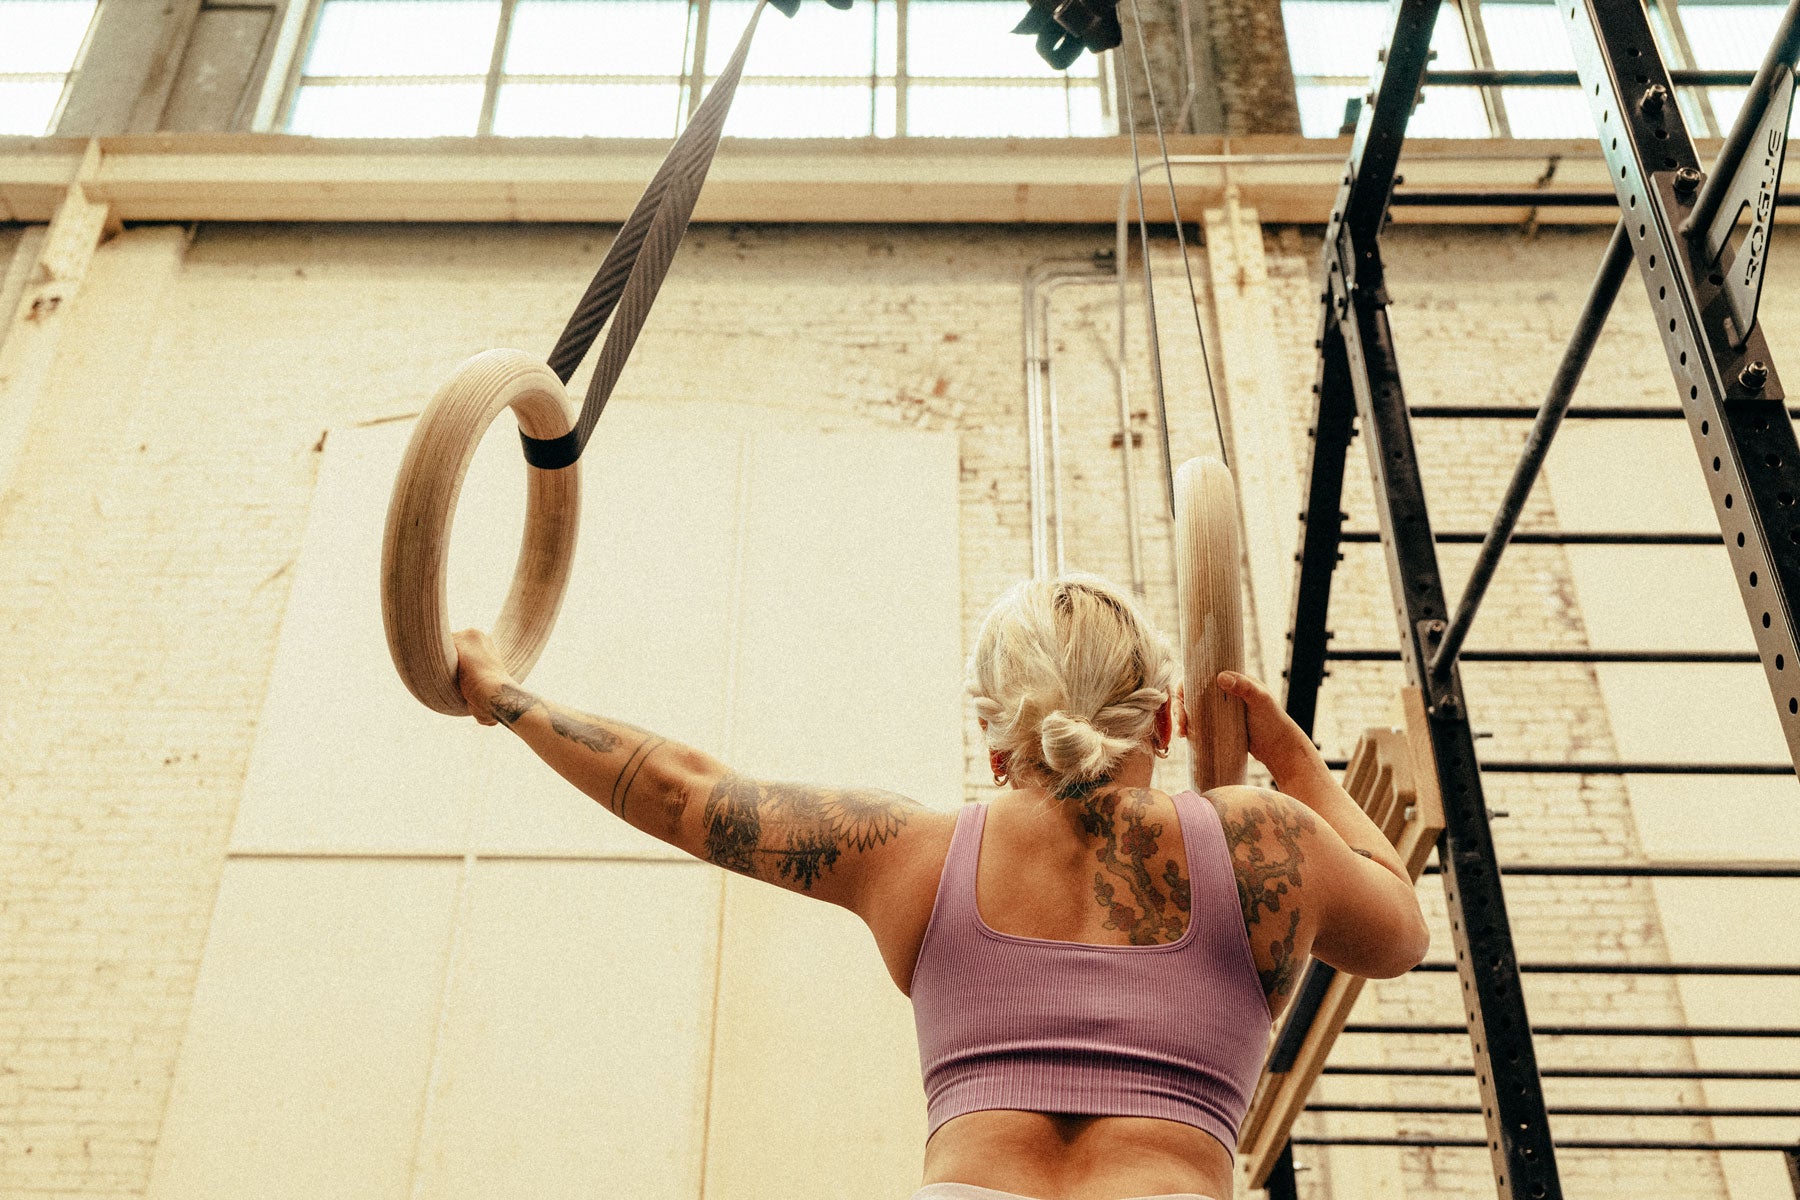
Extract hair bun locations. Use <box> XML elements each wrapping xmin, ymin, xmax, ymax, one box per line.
<box><xmin>1039</xmin><ymin>709</ymin><xmax>1110</xmax><ymax>780</ymax></box>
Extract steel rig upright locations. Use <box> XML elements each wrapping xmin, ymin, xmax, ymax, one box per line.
<box><xmin>1275</xmin><ymin>0</ymin><xmax>1564</xmax><ymax>1196</ymax></box>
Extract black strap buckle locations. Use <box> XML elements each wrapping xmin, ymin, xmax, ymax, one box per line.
<box><xmin>1012</xmin><ymin>0</ymin><xmax>1122</xmax><ymax>69</ymax></box>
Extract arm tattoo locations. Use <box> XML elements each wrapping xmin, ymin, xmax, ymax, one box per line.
<box><xmin>700</xmin><ymin>774</ymin><xmax>917</xmax><ymax>892</ymax></box>
<box><xmin>610</xmin><ymin>736</ymin><xmax>666</xmax><ymax>819</ymax></box>
<box><xmin>1080</xmin><ymin>788</ymin><xmax>1191</xmax><ymax>945</ymax></box>
<box><xmin>490</xmin><ymin>684</ymin><xmax>541</xmax><ymax>727</ymax></box>
<box><xmin>1218</xmin><ymin>797</ymin><xmax>1316</xmax><ymax>1007</ymax></box>
<box><xmin>547</xmin><ymin>708</ymin><xmax>622</xmax><ymax>755</ymax></box>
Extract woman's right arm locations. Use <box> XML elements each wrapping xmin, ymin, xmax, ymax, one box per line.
<box><xmin>1211</xmin><ymin>671</ymin><xmax>1430</xmax><ymax>982</ymax></box>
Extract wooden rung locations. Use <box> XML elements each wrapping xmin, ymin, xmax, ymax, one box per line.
<box><xmin>1236</xmin><ymin>686</ymin><xmax>1448</xmax><ymax>1189</ymax></box>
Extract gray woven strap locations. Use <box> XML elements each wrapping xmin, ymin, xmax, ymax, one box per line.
<box><xmin>525</xmin><ymin>0</ymin><xmax>778</xmax><ymax>469</ymax></box>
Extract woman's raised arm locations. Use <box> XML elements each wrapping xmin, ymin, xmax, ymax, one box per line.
<box><xmin>452</xmin><ymin>629</ymin><xmax>934</xmax><ymax>917</ymax></box>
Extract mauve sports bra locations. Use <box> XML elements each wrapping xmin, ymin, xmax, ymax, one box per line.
<box><xmin>909</xmin><ymin>789</ymin><xmax>1271</xmax><ymax>1156</ymax></box>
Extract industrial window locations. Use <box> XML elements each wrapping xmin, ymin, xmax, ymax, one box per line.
<box><xmin>0</xmin><ymin>0</ymin><xmax>98</xmax><ymax>134</ymax></box>
<box><xmin>1282</xmin><ymin>0</ymin><xmax>1788</xmax><ymax>138</ymax></box>
<box><xmin>283</xmin><ymin>0</ymin><xmax>1112</xmax><ymax>138</ymax></box>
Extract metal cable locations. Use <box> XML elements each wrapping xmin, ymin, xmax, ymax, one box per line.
<box><xmin>1116</xmin><ymin>49</ymin><xmax>1179</xmax><ymax>520</ymax></box>
<box><xmin>1123</xmin><ymin>0</ymin><xmax>1230</xmax><ymax>473</ymax></box>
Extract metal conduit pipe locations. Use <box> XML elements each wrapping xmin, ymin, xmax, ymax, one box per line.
<box><xmin>1024</xmin><ymin>256</ymin><xmax>1146</xmax><ymax>593</ymax></box>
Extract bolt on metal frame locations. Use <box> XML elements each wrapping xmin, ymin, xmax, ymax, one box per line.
<box><xmin>1267</xmin><ymin>0</ymin><xmax>1800</xmax><ymax>1194</ymax></box>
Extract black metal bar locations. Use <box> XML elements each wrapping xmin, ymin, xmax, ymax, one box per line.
<box><xmin>1341</xmin><ymin>530</ymin><xmax>1725</xmax><ymax>543</ymax></box>
<box><xmin>1284</xmin><ymin>323</ymin><xmax>1356</xmax><ymax>731</ymax></box>
<box><xmin>1324</xmin><ymin>1064</ymin><xmax>1800</xmax><ymax>1080</ymax></box>
<box><xmin>1681</xmin><ymin>0</ymin><xmax>1800</xmax><ymax>238</ymax></box>
<box><xmin>1319</xmin><ymin>1139</ymin><xmax>1800</xmax><ymax>1151</ymax></box>
<box><xmin>1421</xmin><ymin>860</ymin><xmax>1800</xmax><ymax>877</ymax></box>
<box><xmin>1345</xmin><ymin>1022</ymin><xmax>1800</xmax><ymax>1037</ymax></box>
<box><xmin>1430</xmin><ymin>228</ymin><xmax>1634</xmax><ymax>682</ymax></box>
<box><xmin>1306</xmin><ymin>1102</ymin><xmax>1800</xmax><ymax>1117</ymax></box>
<box><xmin>1426</xmin><ymin>67</ymin><xmax>1757</xmax><ymax>86</ymax></box>
<box><xmin>1266</xmin><ymin>1141</ymin><xmax>1299</xmax><ymax>1200</ymax></box>
<box><xmin>1412</xmin><ymin>960</ymin><xmax>1800</xmax><ymax>975</ymax></box>
<box><xmin>1395</xmin><ymin>189</ymin><xmax>1800</xmax><ymax>207</ymax></box>
<box><xmin>1321</xmin><ymin>7</ymin><xmax>1562</xmax><ymax>1189</ymax></box>
<box><xmin>1785</xmin><ymin>1145</ymin><xmax>1799</xmax><ymax>1199</ymax></box>
<box><xmin>1408</xmin><ymin>403</ymin><xmax>1800</xmax><ymax>418</ymax></box>
<box><xmin>1267</xmin><ymin>967</ymin><xmax>1336</xmax><ymax>1073</ymax></box>
<box><xmin>1323</xmin><ymin>757</ymin><xmax>1795</xmax><ymax>774</ymax></box>
<box><xmin>1329</xmin><ymin>648</ymin><xmax>1759</xmax><ymax>662</ymax></box>
<box><xmin>1566</xmin><ymin>0</ymin><xmax>1800</xmax><ymax>773</ymax></box>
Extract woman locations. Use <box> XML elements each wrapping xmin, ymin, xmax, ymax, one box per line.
<box><xmin>453</xmin><ymin>572</ymin><xmax>1430</xmax><ymax>1200</ymax></box>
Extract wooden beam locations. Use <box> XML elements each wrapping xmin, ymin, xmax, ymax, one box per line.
<box><xmin>0</xmin><ymin>140</ymin><xmax>113</xmax><ymax>506</ymax></box>
<box><xmin>1236</xmin><ymin>686</ymin><xmax>1448</xmax><ymax>1189</ymax></box>
<box><xmin>2</xmin><ymin>132</ymin><xmax>1785</xmax><ymax>225</ymax></box>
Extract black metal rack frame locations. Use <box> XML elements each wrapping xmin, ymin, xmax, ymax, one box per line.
<box><xmin>1264</xmin><ymin>0</ymin><xmax>1800</xmax><ymax>1195</ymax></box>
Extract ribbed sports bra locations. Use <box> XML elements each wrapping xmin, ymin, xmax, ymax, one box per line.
<box><xmin>909</xmin><ymin>789</ymin><xmax>1272</xmax><ymax>1156</ymax></box>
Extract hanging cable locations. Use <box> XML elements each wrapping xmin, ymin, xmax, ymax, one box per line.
<box><xmin>1117</xmin><ymin>54</ymin><xmax>1179</xmax><ymax>520</ymax></box>
<box><xmin>1120</xmin><ymin>0</ymin><xmax>1231</xmax><ymax>475</ymax></box>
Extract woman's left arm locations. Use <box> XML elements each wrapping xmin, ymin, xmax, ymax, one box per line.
<box><xmin>453</xmin><ymin>630</ymin><xmax>931</xmax><ymax>916</ymax></box>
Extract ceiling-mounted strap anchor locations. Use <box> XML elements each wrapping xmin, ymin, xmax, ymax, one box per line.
<box><xmin>1012</xmin><ymin>0</ymin><xmax>1122</xmax><ymax>69</ymax></box>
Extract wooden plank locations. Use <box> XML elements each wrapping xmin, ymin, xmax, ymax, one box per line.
<box><xmin>1237</xmin><ymin>689</ymin><xmax>1447</xmax><ymax>1188</ymax></box>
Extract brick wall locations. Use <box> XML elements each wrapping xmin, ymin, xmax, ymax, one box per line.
<box><xmin>0</xmin><ymin>217</ymin><xmax>1788</xmax><ymax>1197</ymax></box>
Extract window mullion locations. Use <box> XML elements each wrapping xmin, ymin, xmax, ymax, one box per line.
<box><xmin>477</xmin><ymin>0</ymin><xmax>519</xmax><ymax>136</ymax></box>
<box><xmin>1456</xmin><ymin>0</ymin><xmax>1513</xmax><ymax>137</ymax></box>
<box><xmin>1650</xmin><ymin>0</ymin><xmax>1722</xmax><ymax>137</ymax></box>
<box><xmin>896</xmin><ymin>0</ymin><xmax>909</xmax><ymax>136</ymax></box>
<box><xmin>686</xmin><ymin>0</ymin><xmax>713</xmax><ymax>119</ymax></box>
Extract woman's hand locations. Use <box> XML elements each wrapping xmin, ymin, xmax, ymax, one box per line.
<box><xmin>452</xmin><ymin>628</ymin><xmax>515</xmax><ymax>725</ymax></box>
<box><xmin>1213</xmin><ymin>669</ymin><xmax>1321</xmax><ymax>781</ymax></box>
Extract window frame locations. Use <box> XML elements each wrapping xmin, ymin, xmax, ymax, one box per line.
<box><xmin>275</xmin><ymin>0</ymin><xmax>1117</xmax><ymax>139</ymax></box>
<box><xmin>0</xmin><ymin>0</ymin><xmax>101</xmax><ymax>136</ymax></box>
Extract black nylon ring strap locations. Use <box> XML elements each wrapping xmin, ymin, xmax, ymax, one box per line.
<box><xmin>522</xmin><ymin>0</ymin><xmax>788</xmax><ymax>470</ymax></box>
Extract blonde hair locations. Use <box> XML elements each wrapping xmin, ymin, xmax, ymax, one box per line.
<box><xmin>969</xmin><ymin>572</ymin><xmax>1177</xmax><ymax>797</ymax></box>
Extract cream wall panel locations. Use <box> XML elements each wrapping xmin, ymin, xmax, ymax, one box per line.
<box><xmin>232</xmin><ymin>422</ymin><xmax>493</xmax><ymax>852</ymax></box>
<box><xmin>1544</xmin><ymin>421</ymin><xmax>1717</xmax><ymax>531</ymax></box>
<box><xmin>705</xmin><ymin>427</ymin><xmax>963</xmax><ymax>1199</ymax></box>
<box><xmin>415</xmin><ymin>860</ymin><xmax>722</xmax><ymax>1200</ymax></box>
<box><xmin>472</xmin><ymin>415</ymin><xmax>745</xmax><ymax>854</ymax></box>
<box><xmin>147</xmin><ymin>859</ymin><xmax>460</xmax><ymax>1200</ymax></box>
<box><xmin>1595</xmin><ymin>663</ymin><xmax>1786</xmax><ymax>763</ymax></box>
<box><xmin>1563</xmin><ymin>547</ymin><xmax>1755</xmax><ymax>651</ymax></box>
<box><xmin>235</xmin><ymin>410</ymin><xmax>747</xmax><ymax>858</ymax></box>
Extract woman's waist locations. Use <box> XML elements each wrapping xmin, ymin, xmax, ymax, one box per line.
<box><xmin>922</xmin><ymin>1109</ymin><xmax>1232</xmax><ymax>1200</ymax></box>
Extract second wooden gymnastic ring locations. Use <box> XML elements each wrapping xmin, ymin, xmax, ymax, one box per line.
<box><xmin>1174</xmin><ymin>455</ymin><xmax>1249</xmax><ymax>792</ymax></box>
<box><xmin>382</xmin><ymin>348</ymin><xmax>581</xmax><ymax>716</ymax></box>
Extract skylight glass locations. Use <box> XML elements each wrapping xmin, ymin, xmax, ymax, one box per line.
<box><xmin>285</xmin><ymin>0</ymin><xmax>1109</xmax><ymax>137</ymax></box>
<box><xmin>0</xmin><ymin>0</ymin><xmax>97</xmax><ymax>134</ymax></box>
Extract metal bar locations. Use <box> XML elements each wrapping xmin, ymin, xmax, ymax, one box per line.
<box><xmin>1321</xmin><ymin>757</ymin><xmax>1795</xmax><ymax>774</ymax></box>
<box><xmin>1425</xmin><ymin>68</ymin><xmax>1756</xmax><ymax>86</ymax></box>
<box><xmin>1680</xmin><ymin>0</ymin><xmax>1800</xmax><ymax>238</ymax></box>
<box><xmin>1421</xmin><ymin>861</ymin><xmax>1800</xmax><ymax>877</ymax></box>
<box><xmin>1412</xmin><ymin>960</ymin><xmax>1800</xmax><ymax>975</ymax></box>
<box><xmin>1291</xmin><ymin>1137</ymin><xmax>1800</xmax><ymax>1151</ymax></box>
<box><xmin>1344</xmin><ymin>1022</ymin><xmax>1800</xmax><ymax>1037</ymax></box>
<box><xmin>1323</xmin><ymin>8</ymin><xmax>1562</xmax><ymax>1192</ymax></box>
<box><xmin>1408</xmin><ymin>404</ymin><xmax>1800</xmax><ymax>418</ymax></box>
<box><xmin>1648</xmin><ymin>0</ymin><xmax>1723</xmax><ymax>138</ymax></box>
<box><xmin>1430</xmin><ymin>228</ymin><xmax>1633</xmax><ymax>681</ymax></box>
<box><xmin>1266</xmin><ymin>1142</ymin><xmax>1299</xmax><ymax>1200</ymax></box>
<box><xmin>1394</xmin><ymin>189</ymin><xmax>1800</xmax><ymax>207</ymax></box>
<box><xmin>1330</xmin><ymin>648</ymin><xmax>1760</xmax><ymax>663</ymax></box>
<box><xmin>1566</xmin><ymin>0</ymin><xmax>1800</xmax><ymax>773</ymax></box>
<box><xmin>475</xmin><ymin>0</ymin><xmax>518</xmax><ymax>137</ymax></box>
<box><xmin>1306</xmin><ymin>1102</ymin><xmax>1800</xmax><ymax>1117</ymax></box>
<box><xmin>1340</xmin><ymin>530</ymin><xmax>1725</xmax><ymax>543</ymax></box>
<box><xmin>1785</xmin><ymin>1145</ymin><xmax>1800</xmax><ymax>1199</ymax></box>
<box><xmin>1452</xmin><ymin>0</ymin><xmax>1513</xmax><ymax>137</ymax></box>
<box><xmin>1324</xmin><ymin>1064</ymin><xmax>1800</xmax><ymax>1080</ymax></box>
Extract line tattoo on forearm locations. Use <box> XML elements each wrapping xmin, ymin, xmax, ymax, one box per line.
<box><xmin>610</xmin><ymin>736</ymin><xmax>667</xmax><ymax>818</ymax></box>
<box><xmin>490</xmin><ymin>685</ymin><xmax>542</xmax><ymax>727</ymax></box>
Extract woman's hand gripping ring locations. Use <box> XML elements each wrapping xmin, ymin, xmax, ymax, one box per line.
<box><xmin>382</xmin><ymin>349</ymin><xmax>581</xmax><ymax>715</ymax></box>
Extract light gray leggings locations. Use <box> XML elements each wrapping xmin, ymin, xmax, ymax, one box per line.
<box><xmin>911</xmin><ymin>1186</ymin><xmax>1217</xmax><ymax>1200</ymax></box>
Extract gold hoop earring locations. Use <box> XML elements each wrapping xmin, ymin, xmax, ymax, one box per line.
<box><xmin>1153</xmin><ymin>741</ymin><xmax>1170</xmax><ymax>759</ymax></box>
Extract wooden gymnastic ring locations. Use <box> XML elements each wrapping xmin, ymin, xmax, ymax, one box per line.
<box><xmin>382</xmin><ymin>349</ymin><xmax>581</xmax><ymax>716</ymax></box>
<box><xmin>1174</xmin><ymin>456</ymin><xmax>1249</xmax><ymax>792</ymax></box>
